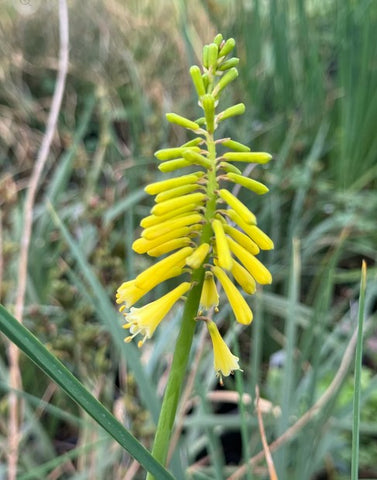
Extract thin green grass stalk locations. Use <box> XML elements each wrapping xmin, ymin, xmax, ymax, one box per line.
<box><xmin>195</xmin><ymin>378</ymin><xmax>225</xmax><ymax>480</ymax></box>
<box><xmin>0</xmin><ymin>304</ymin><xmax>174</xmax><ymax>480</ymax></box>
<box><xmin>276</xmin><ymin>237</ymin><xmax>300</xmax><ymax>477</ymax></box>
<box><xmin>351</xmin><ymin>261</ymin><xmax>367</xmax><ymax>480</ymax></box>
<box><xmin>234</xmin><ymin>341</ymin><xmax>253</xmax><ymax>480</ymax></box>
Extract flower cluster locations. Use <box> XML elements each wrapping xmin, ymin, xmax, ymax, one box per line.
<box><xmin>116</xmin><ymin>34</ymin><xmax>273</xmax><ymax>382</ymax></box>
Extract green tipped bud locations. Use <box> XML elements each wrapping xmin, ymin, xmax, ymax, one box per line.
<box><xmin>214</xmin><ymin>33</ymin><xmax>223</xmax><ymax>47</ymax></box>
<box><xmin>158</xmin><ymin>158</ymin><xmax>192</xmax><ymax>172</ymax></box>
<box><xmin>218</xmin><ymin>161</ymin><xmax>242</xmax><ymax>175</ymax></box>
<box><xmin>226</xmin><ymin>172</ymin><xmax>269</xmax><ymax>195</ymax></box>
<box><xmin>166</xmin><ymin>113</ymin><xmax>201</xmax><ymax>131</ymax></box>
<box><xmin>222</xmin><ymin>139</ymin><xmax>250</xmax><ymax>152</ymax></box>
<box><xmin>155</xmin><ymin>146</ymin><xmax>200</xmax><ymax>161</ymax></box>
<box><xmin>218</xmin><ymin>57</ymin><xmax>239</xmax><ymax>71</ymax></box>
<box><xmin>182</xmin><ymin>149</ymin><xmax>212</xmax><ymax>169</ymax></box>
<box><xmin>207</xmin><ymin>43</ymin><xmax>219</xmax><ymax>71</ymax></box>
<box><xmin>190</xmin><ymin>65</ymin><xmax>206</xmax><ymax>98</ymax></box>
<box><xmin>202</xmin><ymin>73</ymin><xmax>209</xmax><ymax>90</ymax></box>
<box><xmin>217</xmin><ymin>103</ymin><xmax>245</xmax><ymax>122</ymax></box>
<box><xmin>195</xmin><ymin>117</ymin><xmax>206</xmax><ymax>126</ymax></box>
<box><xmin>202</xmin><ymin>94</ymin><xmax>216</xmax><ymax>133</ymax></box>
<box><xmin>202</xmin><ymin>44</ymin><xmax>209</xmax><ymax>68</ymax></box>
<box><xmin>223</xmin><ymin>152</ymin><xmax>273</xmax><ymax>164</ymax></box>
<box><xmin>213</xmin><ymin>67</ymin><xmax>238</xmax><ymax>96</ymax></box>
<box><xmin>181</xmin><ymin>137</ymin><xmax>203</xmax><ymax>148</ymax></box>
<box><xmin>219</xmin><ymin>38</ymin><xmax>236</xmax><ymax>57</ymax></box>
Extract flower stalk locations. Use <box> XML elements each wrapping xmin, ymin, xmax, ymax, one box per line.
<box><xmin>115</xmin><ymin>34</ymin><xmax>274</xmax><ymax>476</ymax></box>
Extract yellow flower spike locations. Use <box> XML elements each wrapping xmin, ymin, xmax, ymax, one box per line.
<box><xmin>145</xmin><ymin>172</ymin><xmax>204</xmax><ymax>195</ymax></box>
<box><xmin>142</xmin><ymin>213</ymin><xmax>203</xmax><ymax>240</ymax></box>
<box><xmin>151</xmin><ymin>192</ymin><xmax>206</xmax><ymax>216</ymax></box>
<box><xmin>212</xmin><ymin>219</ymin><xmax>233</xmax><ymax>270</ymax></box>
<box><xmin>244</xmin><ymin>225</ymin><xmax>274</xmax><ymax>250</ymax></box>
<box><xmin>140</xmin><ymin>204</ymin><xmax>200</xmax><ymax>228</ymax></box>
<box><xmin>212</xmin><ymin>266</ymin><xmax>253</xmax><ymax>325</ymax></box>
<box><xmin>222</xmin><ymin>151</ymin><xmax>272</xmax><ymax>164</ymax></box>
<box><xmin>135</xmin><ymin>247</ymin><xmax>193</xmax><ymax>290</ymax></box>
<box><xmin>223</xmin><ymin>224</ymin><xmax>260</xmax><ymax>255</ymax></box>
<box><xmin>155</xmin><ymin>184</ymin><xmax>200</xmax><ymax>203</ymax></box>
<box><xmin>206</xmin><ymin>320</ymin><xmax>241</xmax><ymax>385</ymax></box>
<box><xmin>231</xmin><ymin>260</ymin><xmax>257</xmax><ymax>295</ymax></box>
<box><xmin>124</xmin><ymin>282</ymin><xmax>191</xmax><ymax>347</ymax></box>
<box><xmin>116</xmin><ymin>280</ymin><xmax>145</xmax><ymax>309</ymax></box>
<box><xmin>218</xmin><ymin>189</ymin><xmax>255</xmax><ymax>225</ymax></box>
<box><xmin>147</xmin><ymin>237</ymin><xmax>192</xmax><ymax>257</ymax></box>
<box><xmin>225</xmin><ymin>172</ymin><xmax>269</xmax><ymax>195</ymax></box>
<box><xmin>227</xmin><ymin>237</ymin><xmax>272</xmax><ymax>285</ymax></box>
<box><xmin>186</xmin><ymin>242</ymin><xmax>210</xmax><ymax>269</ymax></box>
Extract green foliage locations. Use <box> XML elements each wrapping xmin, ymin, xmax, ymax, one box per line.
<box><xmin>1</xmin><ymin>0</ymin><xmax>376</xmax><ymax>479</ymax></box>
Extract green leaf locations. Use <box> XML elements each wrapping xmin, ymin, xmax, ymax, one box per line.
<box><xmin>0</xmin><ymin>304</ymin><xmax>174</xmax><ymax>480</ymax></box>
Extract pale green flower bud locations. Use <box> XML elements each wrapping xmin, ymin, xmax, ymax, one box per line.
<box><xmin>190</xmin><ymin>65</ymin><xmax>206</xmax><ymax>98</ymax></box>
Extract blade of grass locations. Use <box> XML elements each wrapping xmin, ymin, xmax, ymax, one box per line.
<box><xmin>351</xmin><ymin>260</ymin><xmax>367</xmax><ymax>480</ymax></box>
<box><xmin>0</xmin><ymin>304</ymin><xmax>174</xmax><ymax>480</ymax></box>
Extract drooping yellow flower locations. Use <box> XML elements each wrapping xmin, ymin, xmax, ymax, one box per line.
<box><xmin>123</xmin><ymin>282</ymin><xmax>191</xmax><ymax>347</ymax></box>
<box><xmin>199</xmin><ymin>271</ymin><xmax>219</xmax><ymax>313</ymax></box>
<box><xmin>206</xmin><ymin>320</ymin><xmax>241</xmax><ymax>385</ymax></box>
<box><xmin>212</xmin><ymin>266</ymin><xmax>253</xmax><ymax>325</ymax></box>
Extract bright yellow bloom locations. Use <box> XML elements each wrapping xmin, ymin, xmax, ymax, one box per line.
<box><xmin>206</xmin><ymin>320</ymin><xmax>241</xmax><ymax>385</ymax></box>
<box><xmin>212</xmin><ymin>219</ymin><xmax>233</xmax><ymax>270</ymax></box>
<box><xmin>142</xmin><ymin>213</ymin><xmax>203</xmax><ymax>239</ymax></box>
<box><xmin>199</xmin><ymin>271</ymin><xmax>219</xmax><ymax>312</ymax></box>
<box><xmin>186</xmin><ymin>243</ymin><xmax>210</xmax><ymax>269</ymax></box>
<box><xmin>116</xmin><ymin>280</ymin><xmax>145</xmax><ymax>309</ymax></box>
<box><xmin>124</xmin><ymin>282</ymin><xmax>191</xmax><ymax>347</ymax></box>
<box><xmin>212</xmin><ymin>266</ymin><xmax>253</xmax><ymax>325</ymax></box>
<box><xmin>231</xmin><ymin>260</ymin><xmax>256</xmax><ymax>295</ymax></box>
<box><xmin>218</xmin><ymin>189</ymin><xmax>255</xmax><ymax>224</ymax></box>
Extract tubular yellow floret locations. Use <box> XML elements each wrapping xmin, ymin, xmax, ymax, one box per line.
<box><xmin>212</xmin><ymin>266</ymin><xmax>253</xmax><ymax>325</ymax></box>
<box><xmin>231</xmin><ymin>260</ymin><xmax>256</xmax><ymax>295</ymax></box>
<box><xmin>147</xmin><ymin>237</ymin><xmax>192</xmax><ymax>257</ymax></box>
<box><xmin>145</xmin><ymin>173</ymin><xmax>203</xmax><ymax>195</ymax></box>
<box><xmin>186</xmin><ymin>242</ymin><xmax>210</xmax><ymax>269</ymax></box>
<box><xmin>227</xmin><ymin>238</ymin><xmax>272</xmax><ymax>285</ymax></box>
<box><xmin>142</xmin><ymin>213</ymin><xmax>203</xmax><ymax>239</ymax></box>
<box><xmin>218</xmin><ymin>189</ymin><xmax>256</xmax><ymax>224</ymax></box>
<box><xmin>225</xmin><ymin>172</ymin><xmax>269</xmax><ymax>195</ymax></box>
<box><xmin>225</xmin><ymin>208</ymin><xmax>257</xmax><ymax>230</ymax></box>
<box><xmin>166</xmin><ymin>113</ymin><xmax>201</xmax><ymax>131</ymax></box>
<box><xmin>124</xmin><ymin>282</ymin><xmax>192</xmax><ymax>346</ymax></box>
<box><xmin>140</xmin><ymin>204</ymin><xmax>199</xmax><ymax>228</ymax></box>
<box><xmin>182</xmin><ymin>149</ymin><xmax>212</xmax><ymax>169</ymax></box>
<box><xmin>135</xmin><ymin>247</ymin><xmax>193</xmax><ymax>290</ymax></box>
<box><xmin>155</xmin><ymin>184</ymin><xmax>200</xmax><ymax>203</ymax></box>
<box><xmin>222</xmin><ymin>152</ymin><xmax>272</xmax><ymax>164</ymax></box>
<box><xmin>133</xmin><ymin>225</ymin><xmax>194</xmax><ymax>253</ymax></box>
<box><xmin>151</xmin><ymin>193</ymin><xmax>206</xmax><ymax>216</ymax></box>
<box><xmin>206</xmin><ymin>320</ymin><xmax>241</xmax><ymax>385</ymax></box>
<box><xmin>223</xmin><ymin>224</ymin><xmax>260</xmax><ymax>255</ymax></box>
<box><xmin>244</xmin><ymin>225</ymin><xmax>274</xmax><ymax>250</ymax></box>
<box><xmin>212</xmin><ymin>219</ymin><xmax>233</xmax><ymax>270</ymax></box>
<box><xmin>199</xmin><ymin>271</ymin><xmax>219</xmax><ymax>312</ymax></box>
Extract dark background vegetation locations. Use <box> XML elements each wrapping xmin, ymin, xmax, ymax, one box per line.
<box><xmin>0</xmin><ymin>0</ymin><xmax>376</xmax><ymax>479</ymax></box>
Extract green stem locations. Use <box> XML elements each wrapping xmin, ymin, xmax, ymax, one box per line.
<box><xmin>146</xmin><ymin>270</ymin><xmax>204</xmax><ymax>479</ymax></box>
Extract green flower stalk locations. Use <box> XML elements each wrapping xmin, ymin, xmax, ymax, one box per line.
<box><xmin>115</xmin><ymin>34</ymin><xmax>273</xmax><ymax>473</ymax></box>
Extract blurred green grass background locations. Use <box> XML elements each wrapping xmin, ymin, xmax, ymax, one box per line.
<box><xmin>0</xmin><ymin>0</ymin><xmax>376</xmax><ymax>479</ymax></box>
